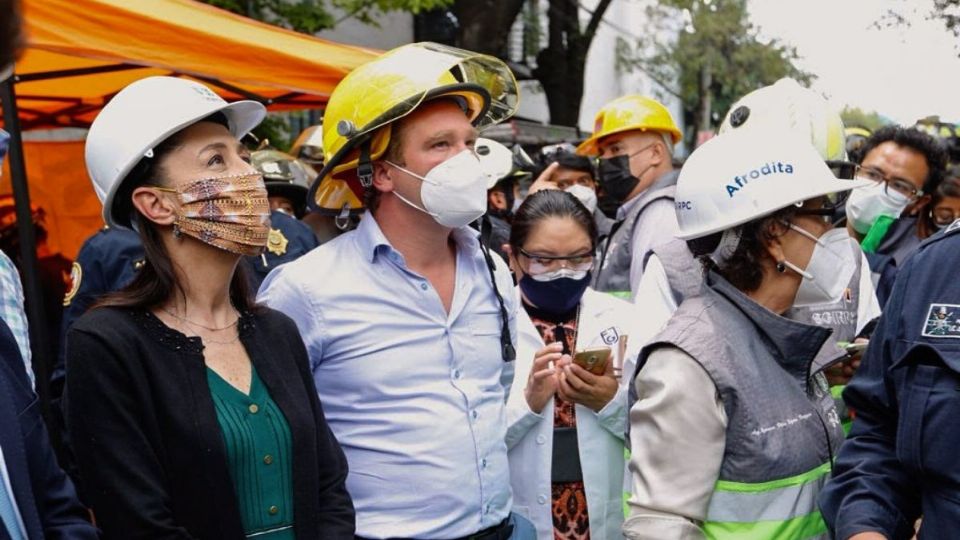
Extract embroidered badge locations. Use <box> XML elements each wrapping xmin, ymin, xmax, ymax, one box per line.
<box><xmin>266</xmin><ymin>228</ymin><xmax>289</xmax><ymax>256</ymax></box>
<box><xmin>62</xmin><ymin>262</ymin><xmax>82</xmax><ymax>307</ymax></box>
<box><xmin>922</xmin><ymin>303</ymin><xmax>960</xmax><ymax>338</ymax></box>
<box><xmin>601</xmin><ymin>327</ymin><xmax>619</xmax><ymax>345</ymax></box>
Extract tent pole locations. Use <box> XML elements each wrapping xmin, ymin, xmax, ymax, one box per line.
<box><xmin>0</xmin><ymin>74</ymin><xmax>53</xmax><ymax>413</ymax></box>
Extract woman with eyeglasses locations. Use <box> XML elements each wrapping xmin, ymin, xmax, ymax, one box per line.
<box><xmin>623</xmin><ymin>131</ymin><xmax>869</xmax><ymax>540</ymax></box>
<box><xmin>917</xmin><ymin>175</ymin><xmax>960</xmax><ymax>238</ymax></box>
<box><xmin>504</xmin><ymin>190</ymin><xmax>646</xmax><ymax>540</ymax></box>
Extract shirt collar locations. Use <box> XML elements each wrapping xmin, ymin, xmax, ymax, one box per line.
<box><xmin>356</xmin><ymin>212</ymin><xmax>482</xmax><ymax>265</ymax></box>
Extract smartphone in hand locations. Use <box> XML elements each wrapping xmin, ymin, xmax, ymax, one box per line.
<box><xmin>572</xmin><ymin>347</ymin><xmax>612</xmax><ymax>375</ymax></box>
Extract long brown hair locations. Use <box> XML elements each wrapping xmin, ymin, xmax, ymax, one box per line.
<box><xmin>96</xmin><ymin>117</ymin><xmax>258</xmax><ymax>313</ymax></box>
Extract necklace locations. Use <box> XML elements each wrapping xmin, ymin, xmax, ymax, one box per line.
<box><xmin>161</xmin><ymin>306</ymin><xmax>239</xmax><ymax>332</ymax></box>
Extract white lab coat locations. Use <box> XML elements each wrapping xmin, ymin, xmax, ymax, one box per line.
<box><xmin>506</xmin><ymin>288</ymin><xmax>645</xmax><ymax>540</ymax></box>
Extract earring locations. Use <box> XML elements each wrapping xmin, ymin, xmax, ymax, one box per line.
<box><xmin>776</xmin><ymin>261</ymin><xmax>786</xmax><ymax>273</ymax></box>
<box><xmin>172</xmin><ymin>224</ymin><xmax>182</xmax><ymax>239</ymax></box>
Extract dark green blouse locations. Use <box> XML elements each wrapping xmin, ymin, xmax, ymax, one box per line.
<box><xmin>207</xmin><ymin>366</ymin><xmax>295</xmax><ymax>539</ymax></box>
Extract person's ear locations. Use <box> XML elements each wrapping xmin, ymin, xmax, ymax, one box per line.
<box><xmin>762</xmin><ymin>220</ymin><xmax>789</xmax><ymax>267</ymax></box>
<box><xmin>504</xmin><ymin>244</ymin><xmax>522</xmax><ymax>277</ymax></box>
<box><xmin>372</xmin><ymin>161</ymin><xmax>395</xmax><ymax>194</ymax></box>
<box><xmin>131</xmin><ymin>186</ymin><xmax>177</xmax><ymax>226</ymax></box>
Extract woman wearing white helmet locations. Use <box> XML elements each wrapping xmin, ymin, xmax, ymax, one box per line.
<box><xmin>623</xmin><ymin>129</ymin><xmax>870</xmax><ymax>540</ymax></box>
<box><xmin>64</xmin><ymin>77</ymin><xmax>354</xmax><ymax>539</ymax></box>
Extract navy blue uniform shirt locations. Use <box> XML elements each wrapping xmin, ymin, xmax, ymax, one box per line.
<box><xmin>820</xmin><ymin>219</ymin><xmax>960</xmax><ymax>539</ymax></box>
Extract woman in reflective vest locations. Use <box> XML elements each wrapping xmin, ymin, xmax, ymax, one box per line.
<box><xmin>623</xmin><ymin>128</ymin><xmax>870</xmax><ymax>539</ymax></box>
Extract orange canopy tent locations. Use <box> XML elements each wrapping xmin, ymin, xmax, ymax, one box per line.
<box><xmin>11</xmin><ymin>0</ymin><xmax>378</xmax><ymax>129</ymax></box>
<box><xmin>0</xmin><ymin>0</ymin><xmax>379</xmax><ymax>404</ymax></box>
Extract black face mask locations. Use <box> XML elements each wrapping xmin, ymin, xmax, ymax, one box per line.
<box><xmin>597</xmin><ymin>154</ymin><xmax>640</xmax><ymax>206</ymax></box>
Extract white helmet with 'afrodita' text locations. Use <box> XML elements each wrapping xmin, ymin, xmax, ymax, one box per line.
<box><xmin>674</xmin><ymin>129</ymin><xmax>871</xmax><ymax>241</ymax></box>
<box><xmin>85</xmin><ymin>76</ymin><xmax>266</xmax><ymax>228</ymax></box>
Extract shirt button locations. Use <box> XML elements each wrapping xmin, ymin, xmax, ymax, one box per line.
<box><xmin>484</xmin><ymin>504</ymin><xmax>491</xmax><ymax>514</ymax></box>
<box><xmin>481</xmin><ymin>458</ymin><xmax>488</xmax><ymax>469</ymax></box>
<box><xmin>535</xmin><ymin>435</ymin><xmax>546</xmax><ymax>445</ymax></box>
<box><xmin>471</xmin><ymin>410</ymin><xmax>478</xmax><ymax>419</ymax></box>
<box><xmin>263</xmin><ymin>454</ymin><xmax>273</xmax><ymax>465</ymax></box>
<box><xmin>248</xmin><ymin>404</ymin><xmax>259</xmax><ymax>414</ymax></box>
<box><xmin>268</xmin><ymin>505</ymin><xmax>279</xmax><ymax>515</ymax></box>
<box><xmin>420</xmin><ymin>282</ymin><xmax>428</xmax><ymax>291</ymax></box>
<box><xmin>537</xmin><ymin>494</ymin><xmax>547</xmax><ymax>505</ymax></box>
<box><xmin>453</xmin><ymin>369</ymin><xmax>462</xmax><ymax>379</ymax></box>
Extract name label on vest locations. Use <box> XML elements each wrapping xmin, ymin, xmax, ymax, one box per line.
<box><xmin>726</xmin><ymin>162</ymin><xmax>794</xmax><ymax>198</ymax></box>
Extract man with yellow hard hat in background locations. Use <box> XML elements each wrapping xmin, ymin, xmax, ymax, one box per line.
<box><xmin>258</xmin><ymin>42</ymin><xmax>536</xmax><ymax>539</ymax></box>
<box><xmin>576</xmin><ymin>95</ymin><xmax>683</xmax><ymax>299</ymax></box>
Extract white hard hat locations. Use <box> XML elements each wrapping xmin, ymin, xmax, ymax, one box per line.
<box><xmin>475</xmin><ymin>137</ymin><xmax>515</xmax><ymax>190</ymax></box>
<box><xmin>85</xmin><ymin>76</ymin><xmax>266</xmax><ymax>227</ymax></box>
<box><xmin>675</xmin><ymin>129</ymin><xmax>871</xmax><ymax>240</ymax></box>
<box><xmin>719</xmin><ymin>78</ymin><xmax>847</xmax><ymax>162</ymax></box>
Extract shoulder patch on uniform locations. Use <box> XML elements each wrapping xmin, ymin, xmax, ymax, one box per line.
<box><xmin>601</xmin><ymin>327</ymin><xmax>619</xmax><ymax>345</ymax></box>
<box><xmin>267</xmin><ymin>228</ymin><xmax>289</xmax><ymax>256</ymax></box>
<box><xmin>62</xmin><ymin>262</ymin><xmax>82</xmax><ymax>307</ymax></box>
<box><xmin>922</xmin><ymin>303</ymin><xmax>960</xmax><ymax>338</ymax></box>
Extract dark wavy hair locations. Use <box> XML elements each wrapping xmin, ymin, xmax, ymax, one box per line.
<box><xmin>96</xmin><ymin>114</ymin><xmax>257</xmax><ymax>313</ymax></box>
<box><xmin>509</xmin><ymin>189</ymin><xmax>598</xmax><ymax>251</ymax></box>
<box><xmin>858</xmin><ymin>125</ymin><xmax>948</xmax><ymax>195</ymax></box>
<box><xmin>689</xmin><ymin>205</ymin><xmax>800</xmax><ymax>293</ymax></box>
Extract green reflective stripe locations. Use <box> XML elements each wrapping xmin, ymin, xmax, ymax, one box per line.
<box><xmin>704</xmin><ymin>511</ymin><xmax>829</xmax><ymax>540</ymax></box>
<box><xmin>606</xmin><ymin>291</ymin><xmax>632</xmax><ymax>300</ymax></box>
<box><xmin>714</xmin><ymin>462</ymin><xmax>831</xmax><ymax>493</ymax></box>
<box><xmin>706</xmin><ymin>468</ymin><xmax>828</xmax><ymax>522</ymax></box>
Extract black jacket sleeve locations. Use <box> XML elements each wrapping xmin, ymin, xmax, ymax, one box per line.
<box><xmin>64</xmin><ymin>326</ymin><xmax>195</xmax><ymax>540</ymax></box>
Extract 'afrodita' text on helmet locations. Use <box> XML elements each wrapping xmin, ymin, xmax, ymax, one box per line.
<box><xmin>726</xmin><ymin>162</ymin><xmax>794</xmax><ymax>198</ymax></box>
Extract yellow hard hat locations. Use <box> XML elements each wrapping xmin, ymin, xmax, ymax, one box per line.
<box><xmin>310</xmin><ymin>42</ymin><xmax>519</xmax><ymax>210</ymax></box>
<box><xmin>576</xmin><ymin>95</ymin><xmax>682</xmax><ymax>156</ymax></box>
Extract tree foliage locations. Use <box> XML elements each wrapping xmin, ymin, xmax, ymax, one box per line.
<box><xmin>202</xmin><ymin>0</ymin><xmax>452</xmax><ymax>34</ymax></box>
<box><xmin>840</xmin><ymin>106</ymin><xmax>890</xmax><ymax>133</ymax></box>
<box><xmin>619</xmin><ymin>0</ymin><xmax>810</xmax><ymax>140</ymax></box>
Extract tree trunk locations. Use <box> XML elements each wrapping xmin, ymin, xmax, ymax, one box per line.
<box><xmin>696</xmin><ymin>60</ymin><xmax>712</xmax><ymax>141</ymax></box>
<box><xmin>452</xmin><ymin>0</ymin><xmax>527</xmax><ymax>56</ymax></box>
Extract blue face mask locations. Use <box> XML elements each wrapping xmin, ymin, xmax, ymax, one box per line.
<box><xmin>519</xmin><ymin>268</ymin><xmax>591</xmax><ymax>315</ymax></box>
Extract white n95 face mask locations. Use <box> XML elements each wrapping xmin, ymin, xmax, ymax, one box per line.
<box><xmin>781</xmin><ymin>225</ymin><xmax>859</xmax><ymax>307</ymax></box>
<box><xmin>565</xmin><ymin>184</ymin><xmax>598</xmax><ymax>214</ymax></box>
<box><xmin>845</xmin><ymin>182</ymin><xmax>910</xmax><ymax>234</ymax></box>
<box><xmin>387</xmin><ymin>149</ymin><xmax>488</xmax><ymax>228</ymax></box>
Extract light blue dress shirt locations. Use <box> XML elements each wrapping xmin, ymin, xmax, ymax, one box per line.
<box><xmin>258</xmin><ymin>214</ymin><xmax>517</xmax><ymax>539</ymax></box>
<box><xmin>0</xmin><ymin>132</ymin><xmax>33</xmax><ymax>389</ymax></box>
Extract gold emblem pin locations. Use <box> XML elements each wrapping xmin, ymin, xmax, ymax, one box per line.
<box><xmin>267</xmin><ymin>228</ymin><xmax>288</xmax><ymax>256</ymax></box>
<box><xmin>63</xmin><ymin>262</ymin><xmax>83</xmax><ymax>307</ymax></box>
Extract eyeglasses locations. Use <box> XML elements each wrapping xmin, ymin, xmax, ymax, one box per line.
<box><xmin>518</xmin><ymin>247</ymin><xmax>594</xmax><ymax>275</ymax></box>
<box><xmin>932</xmin><ymin>207</ymin><xmax>959</xmax><ymax>227</ymax></box>
<box><xmin>855</xmin><ymin>166</ymin><xmax>924</xmax><ymax>199</ymax></box>
<box><xmin>794</xmin><ymin>193</ymin><xmax>850</xmax><ymax>220</ymax></box>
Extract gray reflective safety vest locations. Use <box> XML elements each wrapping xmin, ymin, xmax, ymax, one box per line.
<box><xmin>593</xmin><ymin>170</ymin><xmax>679</xmax><ymax>298</ymax></box>
<box><xmin>636</xmin><ymin>272</ymin><xmax>844</xmax><ymax>539</ymax></box>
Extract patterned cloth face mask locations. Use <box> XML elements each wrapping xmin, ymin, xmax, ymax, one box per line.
<box><xmin>153</xmin><ymin>172</ymin><xmax>271</xmax><ymax>256</ymax></box>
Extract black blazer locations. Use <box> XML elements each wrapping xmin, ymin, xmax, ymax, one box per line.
<box><xmin>64</xmin><ymin>307</ymin><xmax>354</xmax><ymax>539</ymax></box>
<box><xmin>0</xmin><ymin>317</ymin><xmax>98</xmax><ymax>540</ymax></box>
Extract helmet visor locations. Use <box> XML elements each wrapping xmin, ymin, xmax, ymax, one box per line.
<box><xmin>333</xmin><ymin>42</ymin><xmax>519</xmax><ymax>141</ymax></box>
